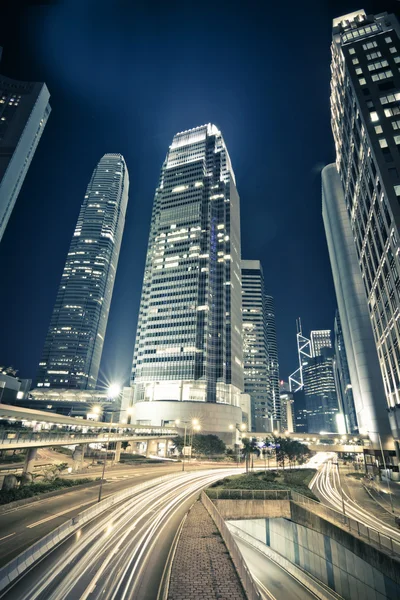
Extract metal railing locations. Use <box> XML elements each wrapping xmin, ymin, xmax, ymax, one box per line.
<box><xmin>206</xmin><ymin>488</ymin><xmax>291</xmax><ymax>500</ymax></box>
<box><xmin>0</xmin><ymin>429</ymin><xmax>176</xmax><ymax>448</ymax></box>
<box><xmin>201</xmin><ymin>490</ymin><xmax>262</xmax><ymax>600</ymax></box>
<box><xmin>291</xmin><ymin>491</ymin><xmax>400</xmax><ymax>557</ymax></box>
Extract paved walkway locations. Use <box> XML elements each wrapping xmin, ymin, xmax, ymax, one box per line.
<box><xmin>168</xmin><ymin>501</ymin><xmax>246</xmax><ymax>600</ymax></box>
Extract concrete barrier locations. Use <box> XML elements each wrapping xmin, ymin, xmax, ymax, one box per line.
<box><xmin>228</xmin><ymin>522</ymin><xmax>341</xmax><ymax>600</ymax></box>
<box><xmin>0</xmin><ymin>471</ymin><xmax>184</xmax><ymax>592</ymax></box>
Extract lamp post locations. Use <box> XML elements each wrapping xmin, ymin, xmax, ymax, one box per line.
<box><xmin>175</xmin><ymin>418</ymin><xmax>199</xmax><ymax>471</ymax></box>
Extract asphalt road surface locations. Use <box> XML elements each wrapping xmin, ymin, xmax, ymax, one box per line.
<box><xmin>233</xmin><ymin>535</ymin><xmax>317</xmax><ymax>600</ymax></box>
<box><xmin>0</xmin><ymin>467</ymin><xmax>243</xmax><ymax>600</ymax></box>
<box><xmin>0</xmin><ymin>462</ymin><xmax>236</xmax><ymax>567</ymax></box>
<box><xmin>312</xmin><ymin>460</ymin><xmax>400</xmax><ymax>545</ymax></box>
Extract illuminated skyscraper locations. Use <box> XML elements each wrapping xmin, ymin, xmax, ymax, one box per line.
<box><xmin>131</xmin><ymin>124</ymin><xmax>243</xmax><ymax>434</ymax></box>
<box><xmin>36</xmin><ymin>154</ymin><xmax>129</xmax><ymax>390</ymax></box>
<box><xmin>310</xmin><ymin>330</ymin><xmax>332</xmax><ymax>357</ymax></box>
<box><xmin>333</xmin><ymin>311</ymin><xmax>358</xmax><ymax>434</ymax></box>
<box><xmin>323</xmin><ymin>9</ymin><xmax>400</xmax><ymax>449</ymax></box>
<box><xmin>241</xmin><ymin>260</ymin><xmax>271</xmax><ymax>432</ymax></box>
<box><xmin>265</xmin><ymin>294</ymin><xmax>280</xmax><ymax>424</ymax></box>
<box><xmin>0</xmin><ymin>49</ymin><xmax>50</xmax><ymax>242</ymax></box>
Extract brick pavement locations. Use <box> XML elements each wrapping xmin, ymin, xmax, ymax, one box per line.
<box><xmin>167</xmin><ymin>500</ymin><xmax>247</xmax><ymax>600</ymax></box>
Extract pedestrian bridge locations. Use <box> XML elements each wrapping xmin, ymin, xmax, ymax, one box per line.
<box><xmin>0</xmin><ymin>403</ymin><xmax>177</xmax><ymax>451</ymax></box>
<box><xmin>252</xmin><ymin>431</ymin><xmax>368</xmax><ymax>454</ymax></box>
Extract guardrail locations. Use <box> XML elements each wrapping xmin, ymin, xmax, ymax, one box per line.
<box><xmin>206</xmin><ymin>488</ymin><xmax>291</xmax><ymax>500</ymax></box>
<box><xmin>0</xmin><ymin>471</ymin><xmax>184</xmax><ymax>592</ymax></box>
<box><xmin>291</xmin><ymin>491</ymin><xmax>400</xmax><ymax>556</ymax></box>
<box><xmin>201</xmin><ymin>490</ymin><xmax>262</xmax><ymax>600</ymax></box>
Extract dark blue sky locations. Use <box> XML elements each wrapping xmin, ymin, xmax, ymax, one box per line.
<box><xmin>0</xmin><ymin>0</ymin><xmax>397</xmax><ymax>387</ymax></box>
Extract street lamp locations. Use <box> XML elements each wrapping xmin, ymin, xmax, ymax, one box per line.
<box><xmin>108</xmin><ymin>383</ymin><xmax>122</xmax><ymax>399</ymax></box>
<box><xmin>175</xmin><ymin>418</ymin><xmax>199</xmax><ymax>471</ymax></box>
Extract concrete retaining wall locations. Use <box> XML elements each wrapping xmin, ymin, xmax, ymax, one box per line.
<box><xmin>232</xmin><ymin>516</ymin><xmax>400</xmax><ymax>600</ymax></box>
<box><xmin>213</xmin><ymin>499</ymin><xmax>291</xmax><ymax>520</ymax></box>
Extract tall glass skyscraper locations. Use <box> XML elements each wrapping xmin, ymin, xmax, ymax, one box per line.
<box><xmin>323</xmin><ymin>9</ymin><xmax>400</xmax><ymax>450</ymax></box>
<box><xmin>131</xmin><ymin>125</ymin><xmax>243</xmax><ymax>433</ymax></box>
<box><xmin>241</xmin><ymin>260</ymin><xmax>271</xmax><ymax>432</ymax></box>
<box><xmin>265</xmin><ymin>294</ymin><xmax>281</xmax><ymax>424</ymax></box>
<box><xmin>0</xmin><ymin>49</ymin><xmax>50</xmax><ymax>242</ymax></box>
<box><xmin>36</xmin><ymin>154</ymin><xmax>129</xmax><ymax>390</ymax></box>
<box><xmin>333</xmin><ymin>311</ymin><xmax>358</xmax><ymax>434</ymax></box>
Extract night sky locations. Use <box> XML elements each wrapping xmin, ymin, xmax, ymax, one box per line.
<box><xmin>0</xmin><ymin>0</ymin><xmax>398</xmax><ymax>388</ymax></box>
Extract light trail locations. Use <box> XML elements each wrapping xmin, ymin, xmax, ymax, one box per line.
<box><xmin>2</xmin><ymin>468</ymin><xmax>243</xmax><ymax>600</ymax></box>
<box><xmin>311</xmin><ymin>460</ymin><xmax>400</xmax><ymax>543</ymax></box>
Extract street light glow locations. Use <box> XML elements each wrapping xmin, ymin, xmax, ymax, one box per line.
<box><xmin>108</xmin><ymin>383</ymin><xmax>121</xmax><ymax>398</ymax></box>
<box><xmin>192</xmin><ymin>418</ymin><xmax>199</xmax><ymax>426</ymax></box>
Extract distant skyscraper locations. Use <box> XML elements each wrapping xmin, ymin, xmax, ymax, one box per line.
<box><xmin>0</xmin><ymin>49</ymin><xmax>50</xmax><ymax>242</ymax></box>
<box><xmin>242</xmin><ymin>260</ymin><xmax>271</xmax><ymax>432</ymax></box>
<box><xmin>303</xmin><ymin>347</ymin><xmax>340</xmax><ymax>433</ymax></box>
<box><xmin>131</xmin><ymin>125</ymin><xmax>243</xmax><ymax>435</ymax></box>
<box><xmin>333</xmin><ymin>311</ymin><xmax>358</xmax><ymax>434</ymax></box>
<box><xmin>310</xmin><ymin>330</ymin><xmax>332</xmax><ymax>357</ymax></box>
<box><xmin>279</xmin><ymin>380</ymin><xmax>295</xmax><ymax>433</ymax></box>
<box><xmin>323</xmin><ymin>8</ymin><xmax>399</xmax><ymax>449</ymax></box>
<box><xmin>265</xmin><ymin>295</ymin><xmax>281</xmax><ymax>424</ymax></box>
<box><xmin>36</xmin><ymin>154</ymin><xmax>129</xmax><ymax>390</ymax></box>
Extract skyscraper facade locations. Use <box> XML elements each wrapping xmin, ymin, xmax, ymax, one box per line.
<box><xmin>279</xmin><ymin>380</ymin><xmax>295</xmax><ymax>433</ymax></box>
<box><xmin>265</xmin><ymin>295</ymin><xmax>280</xmax><ymax>425</ymax></box>
<box><xmin>324</xmin><ymin>9</ymin><xmax>400</xmax><ymax>448</ymax></box>
<box><xmin>303</xmin><ymin>347</ymin><xmax>340</xmax><ymax>433</ymax></box>
<box><xmin>310</xmin><ymin>330</ymin><xmax>332</xmax><ymax>357</ymax></box>
<box><xmin>241</xmin><ymin>260</ymin><xmax>271</xmax><ymax>432</ymax></box>
<box><xmin>36</xmin><ymin>154</ymin><xmax>129</xmax><ymax>390</ymax></box>
<box><xmin>0</xmin><ymin>50</ymin><xmax>50</xmax><ymax>242</ymax></box>
<box><xmin>333</xmin><ymin>311</ymin><xmax>358</xmax><ymax>434</ymax></box>
<box><xmin>131</xmin><ymin>125</ymin><xmax>243</xmax><ymax>433</ymax></box>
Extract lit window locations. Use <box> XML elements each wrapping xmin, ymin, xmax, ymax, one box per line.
<box><xmin>394</xmin><ymin>185</ymin><xmax>400</xmax><ymax>196</ymax></box>
<box><xmin>394</xmin><ymin>135</ymin><xmax>400</xmax><ymax>145</ymax></box>
<box><xmin>385</xmin><ymin>37</ymin><xmax>393</xmax><ymax>43</ymax></box>
<box><xmin>359</xmin><ymin>78</ymin><xmax>366</xmax><ymax>86</ymax></box>
<box><xmin>355</xmin><ymin>67</ymin><xmax>363</xmax><ymax>75</ymax></box>
<box><xmin>379</xmin><ymin>139</ymin><xmax>388</xmax><ymax>148</ymax></box>
<box><xmin>375</xmin><ymin>125</ymin><xmax>383</xmax><ymax>134</ymax></box>
<box><xmin>352</xmin><ymin>58</ymin><xmax>359</xmax><ymax>65</ymax></box>
<box><xmin>390</xmin><ymin>47</ymin><xmax>397</xmax><ymax>54</ymax></box>
<box><xmin>370</xmin><ymin>111</ymin><xmax>379</xmax><ymax>122</ymax></box>
<box><xmin>349</xmin><ymin>48</ymin><xmax>356</xmax><ymax>55</ymax></box>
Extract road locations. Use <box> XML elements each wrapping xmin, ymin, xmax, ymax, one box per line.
<box><xmin>312</xmin><ymin>459</ymin><xmax>400</xmax><ymax>544</ymax></box>
<box><xmin>0</xmin><ymin>467</ymin><xmax>242</xmax><ymax>600</ymax></box>
<box><xmin>233</xmin><ymin>535</ymin><xmax>317</xmax><ymax>600</ymax></box>
<box><xmin>0</xmin><ymin>462</ymin><xmax>235</xmax><ymax>567</ymax></box>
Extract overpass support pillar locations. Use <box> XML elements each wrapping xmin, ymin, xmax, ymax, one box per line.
<box><xmin>72</xmin><ymin>444</ymin><xmax>86</xmax><ymax>472</ymax></box>
<box><xmin>23</xmin><ymin>447</ymin><xmax>37</xmax><ymax>474</ymax></box>
<box><xmin>114</xmin><ymin>441</ymin><xmax>122</xmax><ymax>463</ymax></box>
<box><xmin>163</xmin><ymin>440</ymin><xmax>169</xmax><ymax>458</ymax></box>
<box><xmin>146</xmin><ymin>440</ymin><xmax>158</xmax><ymax>458</ymax></box>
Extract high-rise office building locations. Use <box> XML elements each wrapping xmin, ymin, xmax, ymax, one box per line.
<box><xmin>36</xmin><ymin>154</ymin><xmax>129</xmax><ymax>390</ymax></box>
<box><xmin>265</xmin><ymin>294</ymin><xmax>281</xmax><ymax>425</ymax></box>
<box><xmin>0</xmin><ymin>49</ymin><xmax>50</xmax><ymax>242</ymax></box>
<box><xmin>303</xmin><ymin>347</ymin><xmax>340</xmax><ymax>433</ymax></box>
<box><xmin>131</xmin><ymin>124</ymin><xmax>243</xmax><ymax>436</ymax></box>
<box><xmin>310</xmin><ymin>330</ymin><xmax>332</xmax><ymax>357</ymax></box>
<box><xmin>242</xmin><ymin>260</ymin><xmax>271</xmax><ymax>432</ymax></box>
<box><xmin>333</xmin><ymin>311</ymin><xmax>358</xmax><ymax>434</ymax></box>
<box><xmin>324</xmin><ymin>9</ymin><xmax>400</xmax><ymax>450</ymax></box>
<box><xmin>279</xmin><ymin>380</ymin><xmax>295</xmax><ymax>433</ymax></box>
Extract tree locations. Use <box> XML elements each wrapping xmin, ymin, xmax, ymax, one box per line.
<box><xmin>271</xmin><ymin>436</ymin><xmax>312</xmax><ymax>469</ymax></box>
<box><xmin>192</xmin><ymin>434</ymin><xmax>226</xmax><ymax>456</ymax></box>
<box><xmin>242</xmin><ymin>437</ymin><xmax>259</xmax><ymax>473</ymax></box>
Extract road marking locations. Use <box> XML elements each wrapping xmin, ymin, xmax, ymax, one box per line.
<box><xmin>0</xmin><ymin>532</ymin><xmax>15</xmax><ymax>543</ymax></box>
<box><xmin>27</xmin><ymin>501</ymin><xmax>92</xmax><ymax>528</ymax></box>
